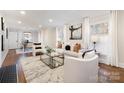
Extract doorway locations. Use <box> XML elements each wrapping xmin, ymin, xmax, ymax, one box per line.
<box><xmin>8</xmin><ymin>32</ymin><xmax>18</xmax><ymax>49</ymax></box>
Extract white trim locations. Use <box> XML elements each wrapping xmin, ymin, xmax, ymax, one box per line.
<box><xmin>0</xmin><ymin>49</ymin><xmax>8</xmax><ymax>67</ymax></box>
<box><xmin>99</xmin><ymin>58</ymin><xmax>110</xmax><ymax>65</ymax></box>
<box><xmin>118</xmin><ymin>62</ymin><xmax>124</xmax><ymax>68</ymax></box>
<box><xmin>109</xmin><ymin>11</ymin><xmax>119</xmax><ymax>67</ymax></box>
<box><xmin>83</xmin><ymin>17</ymin><xmax>90</xmax><ymax>49</ymax></box>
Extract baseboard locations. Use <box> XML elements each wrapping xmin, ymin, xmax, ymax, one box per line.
<box><xmin>0</xmin><ymin>49</ymin><xmax>8</xmax><ymax>67</ymax></box>
<box><xmin>118</xmin><ymin>62</ymin><xmax>124</xmax><ymax>68</ymax></box>
<box><xmin>99</xmin><ymin>60</ymin><xmax>110</xmax><ymax>65</ymax></box>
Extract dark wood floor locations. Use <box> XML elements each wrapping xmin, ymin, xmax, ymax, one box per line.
<box><xmin>2</xmin><ymin>49</ymin><xmax>32</xmax><ymax>83</ymax></box>
<box><xmin>2</xmin><ymin>49</ymin><xmax>124</xmax><ymax>83</ymax></box>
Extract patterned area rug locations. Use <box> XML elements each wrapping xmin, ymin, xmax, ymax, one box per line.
<box><xmin>20</xmin><ymin>56</ymin><xmax>64</xmax><ymax>83</ymax></box>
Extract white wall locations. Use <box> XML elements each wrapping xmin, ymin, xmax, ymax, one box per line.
<box><xmin>90</xmin><ymin>15</ymin><xmax>111</xmax><ymax>55</ymax></box>
<box><xmin>32</xmin><ymin>31</ymin><xmax>38</xmax><ymax>43</ymax></box>
<box><xmin>8</xmin><ymin>31</ymin><xmax>18</xmax><ymax>49</ymax></box>
<box><xmin>39</xmin><ymin>27</ymin><xmax>56</xmax><ymax>48</ymax></box>
<box><xmin>0</xmin><ymin>31</ymin><xmax>9</xmax><ymax>67</ymax></box>
<box><xmin>0</xmin><ymin>17</ymin><xmax>9</xmax><ymax>67</ymax></box>
<box><xmin>8</xmin><ymin>28</ymin><xmax>39</xmax><ymax>49</ymax></box>
<box><xmin>56</xmin><ymin>27</ymin><xmax>64</xmax><ymax>47</ymax></box>
<box><xmin>90</xmin><ymin>15</ymin><xmax>112</xmax><ymax>64</ymax></box>
<box><xmin>117</xmin><ymin>11</ymin><xmax>124</xmax><ymax>67</ymax></box>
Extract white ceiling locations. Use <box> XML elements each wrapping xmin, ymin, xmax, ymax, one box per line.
<box><xmin>0</xmin><ymin>10</ymin><xmax>110</xmax><ymax>31</ymax></box>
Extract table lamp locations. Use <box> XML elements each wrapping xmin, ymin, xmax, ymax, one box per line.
<box><xmin>91</xmin><ymin>35</ymin><xmax>99</xmax><ymax>52</ymax></box>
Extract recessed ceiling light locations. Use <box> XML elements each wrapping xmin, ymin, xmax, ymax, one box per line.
<box><xmin>20</xmin><ymin>11</ymin><xmax>26</xmax><ymax>15</ymax></box>
<box><xmin>18</xmin><ymin>21</ymin><xmax>22</xmax><ymax>24</ymax></box>
<box><xmin>49</xmin><ymin>19</ymin><xmax>53</xmax><ymax>23</ymax></box>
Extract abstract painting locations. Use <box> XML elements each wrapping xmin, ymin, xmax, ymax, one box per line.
<box><xmin>91</xmin><ymin>22</ymin><xmax>108</xmax><ymax>35</ymax></box>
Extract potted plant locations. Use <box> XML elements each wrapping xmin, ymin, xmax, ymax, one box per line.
<box><xmin>45</xmin><ymin>46</ymin><xmax>55</xmax><ymax>54</ymax></box>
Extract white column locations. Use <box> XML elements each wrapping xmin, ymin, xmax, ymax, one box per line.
<box><xmin>40</xmin><ymin>29</ymin><xmax>45</xmax><ymax>47</ymax></box>
<box><xmin>63</xmin><ymin>25</ymin><xmax>68</xmax><ymax>45</ymax></box>
<box><xmin>38</xmin><ymin>30</ymin><xmax>42</xmax><ymax>43</ymax></box>
<box><xmin>110</xmin><ymin>10</ymin><xmax>118</xmax><ymax>67</ymax></box>
<box><xmin>56</xmin><ymin>27</ymin><xmax>59</xmax><ymax>47</ymax></box>
<box><xmin>83</xmin><ymin>17</ymin><xmax>90</xmax><ymax>49</ymax></box>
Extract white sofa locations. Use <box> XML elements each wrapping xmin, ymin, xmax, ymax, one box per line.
<box><xmin>64</xmin><ymin>55</ymin><xmax>98</xmax><ymax>83</ymax></box>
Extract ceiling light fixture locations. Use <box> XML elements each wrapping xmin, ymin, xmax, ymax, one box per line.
<box><xmin>49</xmin><ymin>19</ymin><xmax>53</xmax><ymax>23</ymax></box>
<box><xmin>20</xmin><ymin>11</ymin><xmax>26</xmax><ymax>15</ymax></box>
<box><xmin>18</xmin><ymin>21</ymin><xmax>22</xmax><ymax>24</ymax></box>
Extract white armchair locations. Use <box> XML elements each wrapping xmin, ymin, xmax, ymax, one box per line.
<box><xmin>64</xmin><ymin>55</ymin><xmax>98</xmax><ymax>83</ymax></box>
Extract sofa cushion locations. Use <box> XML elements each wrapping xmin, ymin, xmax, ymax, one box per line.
<box><xmin>84</xmin><ymin>50</ymin><xmax>95</xmax><ymax>59</ymax></box>
<box><xmin>64</xmin><ymin>51</ymin><xmax>79</xmax><ymax>57</ymax></box>
<box><xmin>56</xmin><ymin>49</ymin><xmax>64</xmax><ymax>54</ymax></box>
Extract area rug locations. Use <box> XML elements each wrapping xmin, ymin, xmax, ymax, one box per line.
<box><xmin>16</xmin><ymin>48</ymin><xmax>32</xmax><ymax>54</ymax></box>
<box><xmin>20</xmin><ymin>56</ymin><xmax>64</xmax><ymax>83</ymax></box>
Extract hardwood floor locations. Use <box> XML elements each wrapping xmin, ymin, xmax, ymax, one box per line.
<box><xmin>2</xmin><ymin>49</ymin><xmax>124</xmax><ymax>83</ymax></box>
<box><xmin>99</xmin><ymin>64</ymin><xmax>124</xmax><ymax>83</ymax></box>
<box><xmin>2</xmin><ymin>49</ymin><xmax>20</xmax><ymax>67</ymax></box>
<box><xmin>2</xmin><ymin>49</ymin><xmax>32</xmax><ymax>83</ymax></box>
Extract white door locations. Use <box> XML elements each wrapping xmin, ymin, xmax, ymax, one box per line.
<box><xmin>9</xmin><ymin>32</ymin><xmax>18</xmax><ymax>49</ymax></box>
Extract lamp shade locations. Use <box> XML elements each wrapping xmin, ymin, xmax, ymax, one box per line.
<box><xmin>91</xmin><ymin>35</ymin><xmax>99</xmax><ymax>43</ymax></box>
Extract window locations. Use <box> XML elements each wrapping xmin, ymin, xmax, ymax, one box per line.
<box><xmin>23</xmin><ymin>32</ymin><xmax>32</xmax><ymax>42</ymax></box>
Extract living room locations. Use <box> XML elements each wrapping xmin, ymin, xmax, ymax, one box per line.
<box><xmin>0</xmin><ymin>10</ymin><xmax>124</xmax><ymax>83</ymax></box>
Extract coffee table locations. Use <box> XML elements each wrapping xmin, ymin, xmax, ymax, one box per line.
<box><xmin>40</xmin><ymin>52</ymin><xmax>64</xmax><ymax>69</ymax></box>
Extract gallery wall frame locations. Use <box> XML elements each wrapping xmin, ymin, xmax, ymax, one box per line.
<box><xmin>1</xmin><ymin>35</ymin><xmax>4</xmax><ymax>51</ymax></box>
<box><xmin>6</xmin><ymin>28</ymin><xmax>8</xmax><ymax>39</ymax></box>
<box><xmin>1</xmin><ymin>17</ymin><xmax>4</xmax><ymax>31</ymax></box>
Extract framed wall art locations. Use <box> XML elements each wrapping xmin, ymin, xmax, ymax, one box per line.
<box><xmin>6</xmin><ymin>28</ymin><xmax>8</xmax><ymax>39</ymax></box>
<box><xmin>90</xmin><ymin>22</ymin><xmax>108</xmax><ymax>35</ymax></box>
<box><xmin>69</xmin><ymin>23</ymin><xmax>82</xmax><ymax>40</ymax></box>
<box><xmin>1</xmin><ymin>35</ymin><xmax>4</xmax><ymax>51</ymax></box>
<box><xmin>1</xmin><ymin>17</ymin><xmax>4</xmax><ymax>31</ymax></box>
